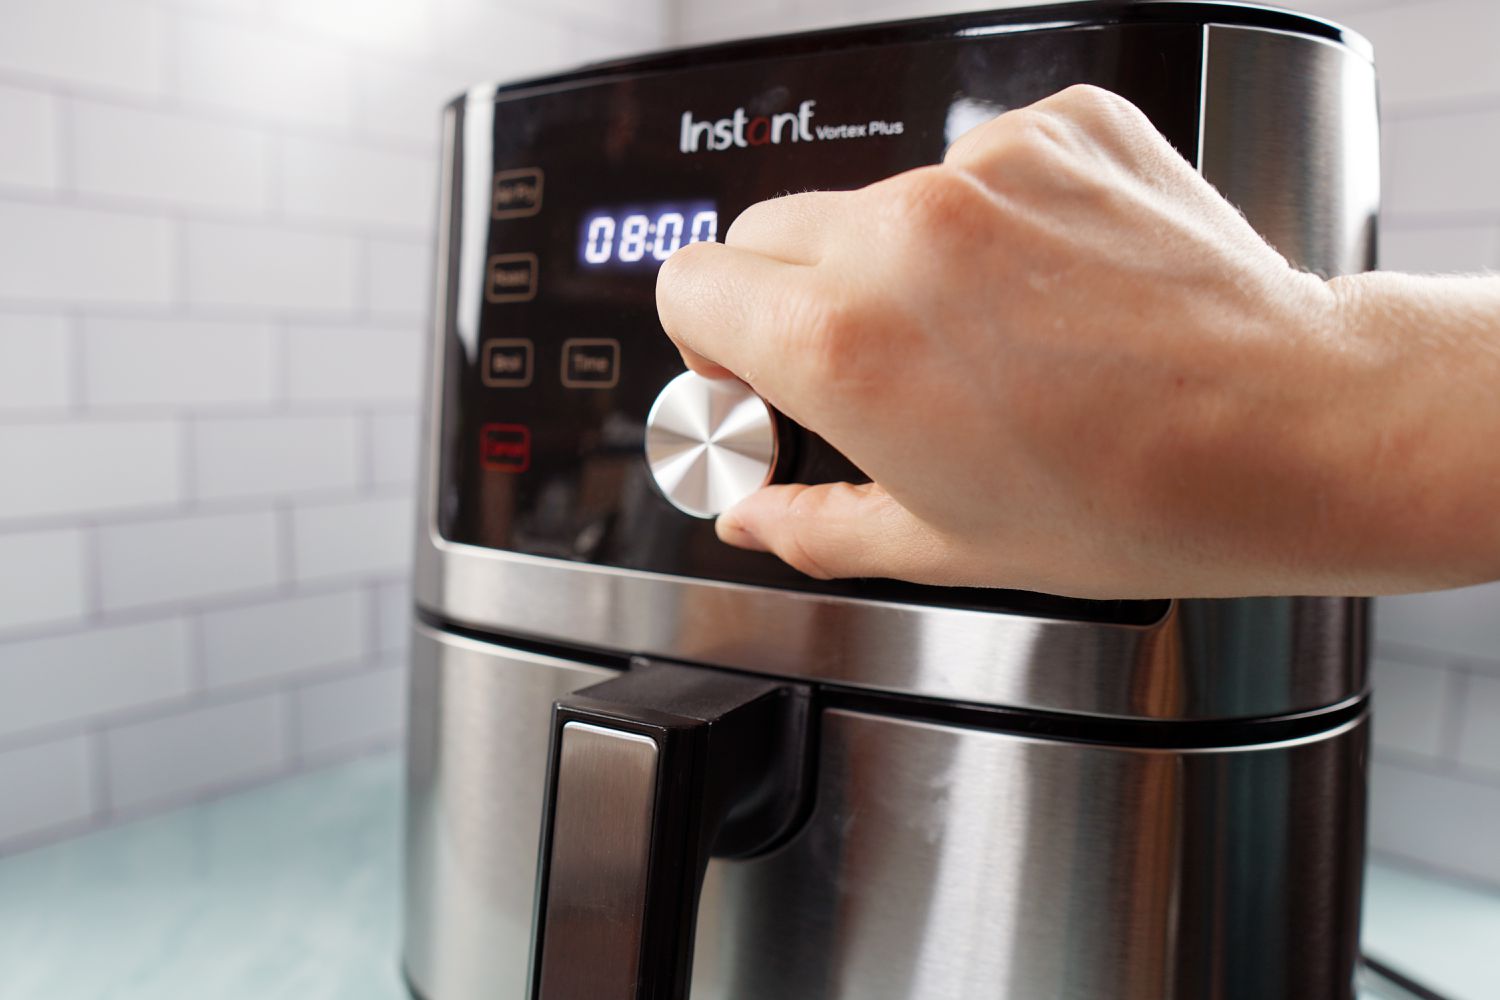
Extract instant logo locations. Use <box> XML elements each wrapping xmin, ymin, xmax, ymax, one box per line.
<box><xmin>679</xmin><ymin>100</ymin><xmax>817</xmax><ymax>152</ymax></box>
<box><xmin>679</xmin><ymin>101</ymin><xmax>904</xmax><ymax>153</ymax></box>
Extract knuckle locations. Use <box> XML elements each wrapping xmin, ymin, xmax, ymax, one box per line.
<box><xmin>1054</xmin><ymin>84</ymin><xmax>1147</xmax><ymax>134</ymax></box>
<box><xmin>724</xmin><ymin>198</ymin><xmax>775</xmax><ymax>246</ymax></box>
<box><xmin>888</xmin><ymin>167</ymin><xmax>988</xmax><ymax>235</ymax></box>
<box><xmin>788</xmin><ymin>294</ymin><xmax>866</xmax><ymax>382</ymax></box>
<box><xmin>943</xmin><ymin>113</ymin><xmax>1002</xmax><ymax>164</ymax></box>
<box><xmin>1004</xmin><ymin>106</ymin><xmax>1075</xmax><ymax>154</ymax></box>
<box><xmin>1059</xmin><ymin>83</ymin><xmax>1123</xmax><ymax>111</ymax></box>
<box><xmin>879</xmin><ymin>167</ymin><xmax>1000</xmax><ymax>263</ymax></box>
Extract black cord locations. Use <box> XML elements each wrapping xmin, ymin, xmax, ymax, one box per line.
<box><xmin>1363</xmin><ymin>953</ymin><xmax>1454</xmax><ymax>1000</ymax></box>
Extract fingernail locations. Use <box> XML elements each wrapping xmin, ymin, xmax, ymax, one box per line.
<box><xmin>716</xmin><ymin>511</ymin><xmax>766</xmax><ymax>551</ymax></box>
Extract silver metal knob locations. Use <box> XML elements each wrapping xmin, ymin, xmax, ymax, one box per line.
<box><xmin>645</xmin><ymin>371</ymin><xmax>778</xmax><ymax>518</ymax></box>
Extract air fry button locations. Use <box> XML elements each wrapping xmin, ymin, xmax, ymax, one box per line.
<box><xmin>482</xmin><ymin>339</ymin><xmax>533</xmax><ymax>387</ymax></box>
<box><xmin>486</xmin><ymin>253</ymin><xmax>537</xmax><ymax>303</ymax></box>
<box><xmin>480</xmin><ymin>423</ymin><xmax>531</xmax><ymax>473</ymax></box>
<box><xmin>492</xmin><ymin>167</ymin><xmax>543</xmax><ymax>219</ymax></box>
<box><xmin>561</xmin><ymin>338</ymin><xmax>619</xmax><ymax>388</ymax></box>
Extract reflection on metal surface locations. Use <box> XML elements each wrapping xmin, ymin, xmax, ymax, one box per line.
<box><xmin>418</xmin><ymin>548</ymin><xmax>1365</xmax><ymax>721</ymax></box>
<box><xmin>535</xmin><ymin>724</ymin><xmax>658</xmax><ymax>999</ymax></box>
<box><xmin>403</xmin><ymin>630</ymin><xmax>1369</xmax><ymax>1000</ymax></box>
<box><xmin>645</xmin><ymin>371</ymin><xmax>778</xmax><ymax>519</ymax></box>
<box><xmin>402</xmin><ymin>625</ymin><xmax>618</xmax><ymax>1000</ymax></box>
<box><xmin>695</xmin><ymin>708</ymin><xmax>1367</xmax><ymax>999</ymax></box>
<box><xmin>1201</xmin><ymin>23</ymin><xmax>1380</xmax><ymax>276</ymax></box>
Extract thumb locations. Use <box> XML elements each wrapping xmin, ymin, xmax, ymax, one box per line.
<box><xmin>716</xmin><ymin>481</ymin><xmax>944</xmax><ymax>581</ymax></box>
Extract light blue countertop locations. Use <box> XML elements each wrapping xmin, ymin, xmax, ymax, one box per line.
<box><xmin>1</xmin><ymin>753</ymin><xmax>1495</xmax><ymax>1000</ymax></box>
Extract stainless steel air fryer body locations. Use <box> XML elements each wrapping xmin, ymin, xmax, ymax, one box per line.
<box><xmin>403</xmin><ymin>4</ymin><xmax>1380</xmax><ymax>999</ymax></box>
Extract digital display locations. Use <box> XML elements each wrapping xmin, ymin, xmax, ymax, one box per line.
<box><xmin>579</xmin><ymin>202</ymin><xmax>718</xmax><ymax>267</ymax></box>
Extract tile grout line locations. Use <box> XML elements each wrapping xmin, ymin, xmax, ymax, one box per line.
<box><xmin>53</xmin><ymin>91</ymin><xmax>76</xmax><ymax>201</ymax></box>
<box><xmin>0</xmin><ymin>650</ymin><xmax>388</xmax><ymax>759</ymax></box>
<box><xmin>1442</xmin><ymin>663</ymin><xmax>1474</xmax><ymax>767</ymax></box>
<box><xmin>277</xmin><ymin>500</ymin><xmax>299</xmax><ymax>594</ymax></box>
<box><xmin>187</xmin><ymin>608</ymin><xmax>209</xmax><ymax>697</ymax></box>
<box><xmin>81</xmin><ymin>519</ymin><xmax>106</xmax><ymax>623</ymax></box>
<box><xmin>66</xmin><ymin>308</ymin><xmax>88</xmax><ymax>414</ymax></box>
<box><xmin>88</xmin><ymin>727</ymin><xmax>114</xmax><ymax>825</ymax></box>
<box><xmin>0</xmin><ymin>182</ymin><xmax>438</xmax><ymax>240</ymax></box>
<box><xmin>179</xmin><ymin>413</ymin><xmax>198</xmax><ymax>510</ymax></box>
<box><xmin>0</xmin><ymin>570</ymin><xmax>405</xmax><ymax>645</ymax></box>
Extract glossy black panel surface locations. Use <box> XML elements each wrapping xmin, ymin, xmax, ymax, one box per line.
<box><xmin>436</xmin><ymin>21</ymin><xmax>1208</xmax><ymax>621</ymax></box>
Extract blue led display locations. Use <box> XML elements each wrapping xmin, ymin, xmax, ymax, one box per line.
<box><xmin>578</xmin><ymin>202</ymin><xmax>718</xmax><ymax>267</ymax></box>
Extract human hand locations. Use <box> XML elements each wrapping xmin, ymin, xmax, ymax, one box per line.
<box><xmin>654</xmin><ymin>85</ymin><xmax>1460</xmax><ymax>599</ymax></box>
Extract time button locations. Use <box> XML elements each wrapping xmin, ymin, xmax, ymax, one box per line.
<box><xmin>561</xmin><ymin>339</ymin><xmax>619</xmax><ymax>388</ymax></box>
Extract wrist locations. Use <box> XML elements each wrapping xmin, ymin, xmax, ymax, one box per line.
<box><xmin>1319</xmin><ymin>271</ymin><xmax>1500</xmax><ymax>591</ymax></box>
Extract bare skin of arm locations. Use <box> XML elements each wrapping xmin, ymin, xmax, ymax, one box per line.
<box><xmin>654</xmin><ymin>84</ymin><xmax>1500</xmax><ymax>600</ymax></box>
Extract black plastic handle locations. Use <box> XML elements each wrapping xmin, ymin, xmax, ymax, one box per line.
<box><xmin>527</xmin><ymin>660</ymin><xmax>812</xmax><ymax>1000</ymax></box>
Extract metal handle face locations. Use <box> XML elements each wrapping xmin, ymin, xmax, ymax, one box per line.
<box><xmin>535</xmin><ymin>723</ymin><xmax>659</xmax><ymax>999</ymax></box>
<box><xmin>528</xmin><ymin>662</ymin><xmax>813</xmax><ymax>1000</ymax></box>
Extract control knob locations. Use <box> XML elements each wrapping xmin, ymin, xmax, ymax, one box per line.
<box><xmin>645</xmin><ymin>371</ymin><xmax>779</xmax><ymax>518</ymax></box>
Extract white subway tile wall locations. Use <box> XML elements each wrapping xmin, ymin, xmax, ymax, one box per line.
<box><xmin>0</xmin><ymin>84</ymin><xmax>59</xmax><ymax>191</ymax></box>
<box><xmin>0</xmin><ymin>314</ymin><xmax>71</xmax><ymax>411</ymax></box>
<box><xmin>2</xmin><ymin>0</ymin><xmax>1495</xmax><ymax>898</ymax></box>
<box><xmin>182</xmin><ymin>221</ymin><xmax>360</xmax><ymax>312</ymax></box>
<box><xmin>0</xmin><ymin>736</ymin><xmax>93</xmax><ymax>844</ymax></box>
<box><xmin>192</xmin><ymin>414</ymin><xmax>362</xmax><ymax>500</ymax></box>
<box><xmin>0</xmin><ymin>0</ymin><xmax>661</xmax><ymax>853</ymax></box>
<box><xmin>200</xmin><ymin>589</ymin><xmax>368</xmax><ymax>690</ymax></box>
<box><xmin>81</xmin><ymin>317</ymin><xmax>278</xmax><ymax>408</ymax></box>
<box><xmin>0</xmin><ymin>420</ymin><xmax>182</xmax><ymax>520</ymax></box>
<box><xmin>0</xmin><ymin>202</ymin><xmax>175</xmax><ymax>305</ymax></box>
<box><xmin>672</xmin><ymin>0</ymin><xmax>1500</xmax><ymax>889</ymax></box>
<box><xmin>0</xmin><ymin>528</ymin><xmax>88</xmax><ymax>633</ymax></box>
<box><xmin>103</xmin><ymin>693</ymin><xmax>287</xmax><ymax>815</ymax></box>
<box><xmin>0</xmin><ymin>0</ymin><xmax>167</xmax><ymax>96</ymax></box>
<box><xmin>71</xmin><ymin>101</ymin><xmax>273</xmax><ymax>214</ymax></box>
<box><xmin>95</xmin><ymin>509</ymin><xmax>281</xmax><ymax>611</ymax></box>
<box><xmin>294</xmin><ymin>659</ymin><xmax>407</xmax><ymax>762</ymax></box>
<box><xmin>0</xmin><ymin>620</ymin><xmax>193</xmax><ymax>740</ymax></box>
<box><xmin>291</xmin><ymin>495</ymin><xmax>415</xmax><ymax>582</ymax></box>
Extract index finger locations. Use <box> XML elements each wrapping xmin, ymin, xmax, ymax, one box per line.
<box><xmin>655</xmin><ymin>239</ymin><xmax>811</xmax><ymax>406</ymax></box>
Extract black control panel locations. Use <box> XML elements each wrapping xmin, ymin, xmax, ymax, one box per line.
<box><xmin>432</xmin><ymin>8</ymin><xmax>1274</xmax><ymax>621</ymax></box>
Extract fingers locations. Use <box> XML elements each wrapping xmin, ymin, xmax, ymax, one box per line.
<box><xmin>942</xmin><ymin>84</ymin><xmax>1161</xmax><ymax>180</ymax></box>
<box><xmin>724</xmin><ymin>189</ymin><xmax>847</xmax><ymax>264</ymax></box>
<box><xmin>656</xmin><ymin>239</ymin><xmax>810</xmax><ymax>397</ymax></box>
<box><xmin>716</xmin><ymin>481</ymin><xmax>949</xmax><ymax>582</ymax></box>
<box><xmin>660</xmin><ymin>189</ymin><xmax>845</xmax><ymax>378</ymax></box>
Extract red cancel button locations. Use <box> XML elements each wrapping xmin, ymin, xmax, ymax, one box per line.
<box><xmin>480</xmin><ymin>423</ymin><xmax>531</xmax><ymax>473</ymax></box>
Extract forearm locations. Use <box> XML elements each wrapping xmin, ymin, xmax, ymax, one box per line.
<box><xmin>1327</xmin><ymin>271</ymin><xmax>1500</xmax><ymax>591</ymax></box>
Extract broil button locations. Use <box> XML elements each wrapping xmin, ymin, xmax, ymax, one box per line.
<box><xmin>482</xmin><ymin>339</ymin><xmax>533</xmax><ymax>387</ymax></box>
